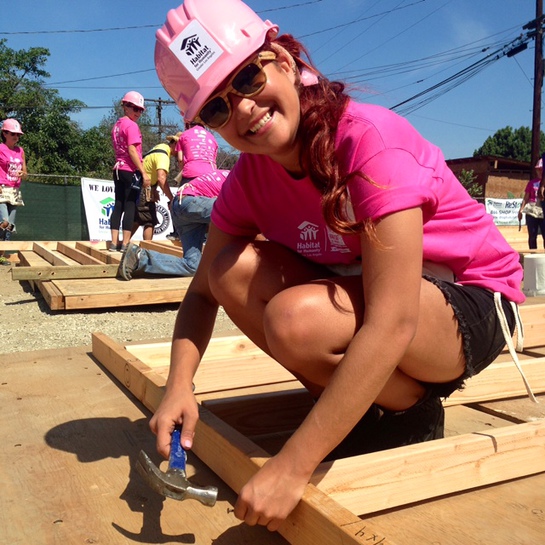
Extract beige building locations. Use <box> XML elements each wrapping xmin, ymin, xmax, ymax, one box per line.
<box><xmin>446</xmin><ymin>156</ymin><xmax>532</xmax><ymax>202</ymax></box>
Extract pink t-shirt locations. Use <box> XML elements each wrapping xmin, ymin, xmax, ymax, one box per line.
<box><xmin>524</xmin><ymin>179</ymin><xmax>540</xmax><ymax>203</ymax></box>
<box><xmin>180</xmin><ymin>169</ymin><xmax>229</xmax><ymax>198</ymax></box>
<box><xmin>0</xmin><ymin>143</ymin><xmax>25</xmax><ymax>188</ymax></box>
<box><xmin>175</xmin><ymin>126</ymin><xmax>218</xmax><ymax>178</ymax></box>
<box><xmin>212</xmin><ymin>101</ymin><xmax>524</xmax><ymax>303</ymax></box>
<box><xmin>111</xmin><ymin>116</ymin><xmax>142</xmax><ymax>172</ymax></box>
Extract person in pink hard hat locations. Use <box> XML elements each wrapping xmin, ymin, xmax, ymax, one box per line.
<box><xmin>518</xmin><ymin>159</ymin><xmax>545</xmax><ymax>249</ymax></box>
<box><xmin>175</xmin><ymin>120</ymin><xmax>218</xmax><ymax>183</ymax></box>
<box><xmin>109</xmin><ymin>91</ymin><xmax>151</xmax><ymax>252</ymax></box>
<box><xmin>149</xmin><ymin>0</ymin><xmax>526</xmax><ymax>531</ymax></box>
<box><xmin>0</xmin><ymin>118</ymin><xmax>27</xmax><ymax>265</ymax></box>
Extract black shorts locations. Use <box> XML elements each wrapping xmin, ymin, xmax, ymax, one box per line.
<box><xmin>422</xmin><ymin>276</ymin><xmax>517</xmax><ymax>398</ymax></box>
<box><xmin>135</xmin><ymin>194</ymin><xmax>158</xmax><ymax>228</ymax></box>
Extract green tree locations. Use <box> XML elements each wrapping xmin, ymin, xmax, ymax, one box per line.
<box><xmin>1</xmin><ymin>39</ymin><xmax>88</xmax><ymax>182</ymax></box>
<box><xmin>474</xmin><ymin>126</ymin><xmax>545</xmax><ymax>161</ymax></box>
<box><xmin>0</xmin><ymin>38</ymin><xmax>50</xmax><ymax>121</ymax></box>
<box><xmin>457</xmin><ymin>169</ymin><xmax>483</xmax><ymax>199</ymax></box>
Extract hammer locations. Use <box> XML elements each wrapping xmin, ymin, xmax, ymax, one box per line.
<box><xmin>136</xmin><ymin>427</ymin><xmax>218</xmax><ymax>506</ymax></box>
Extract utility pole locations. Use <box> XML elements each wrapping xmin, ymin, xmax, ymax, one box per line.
<box><xmin>531</xmin><ymin>0</ymin><xmax>543</xmax><ymax>176</ymax></box>
<box><xmin>144</xmin><ymin>97</ymin><xmax>176</xmax><ymax>140</ymax></box>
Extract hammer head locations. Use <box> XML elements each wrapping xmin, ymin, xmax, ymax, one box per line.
<box><xmin>136</xmin><ymin>428</ymin><xmax>218</xmax><ymax>507</ymax></box>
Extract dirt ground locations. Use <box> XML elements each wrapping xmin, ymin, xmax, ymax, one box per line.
<box><xmin>0</xmin><ymin>264</ymin><xmax>237</xmax><ymax>354</ymax></box>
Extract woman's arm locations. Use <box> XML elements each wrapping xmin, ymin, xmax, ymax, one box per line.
<box><xmin>177</xmin><ymin>150</ymin><xmax>184</xmax><ymax>173</ymax></box>
<box><xmin>128</xmin><ymin>144</ymin><xmax>151</xmax><ymax>186</ymax></box>
<box><xmin>19</xmin><ymin>149</ymin><xmax>28</xmax><ymax>180</ymax></box>
<box><xmin>519</xmin><ymin>190</ymin><xmax>531</xmax><ymax>221</ymax></box>
<box><xmin>235</xmin><ymin>208</ymin><xmax>426</xmax><ymax>530</ymax></box>
<box><xmin>150</xmin><ymin>224</ymin><xmax>244</xmax><ymax>456</ymax></box>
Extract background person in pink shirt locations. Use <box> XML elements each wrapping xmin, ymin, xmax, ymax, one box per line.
<box><xmin>109</xmin><ymin>91</ymin><xmax>150</xmax><ymax>252</ymax></box>
<box><xmin>518</xmin><ymin>159</ymin><xmax>545</xmax><ymax>249</ymax></box>
<box><xmin>0</xmin><ymin>118</ymin><xmax>27</xmax><ymax>265</ymax></box>
<box><xmin>167</xmin><ymin>120</ymin><xmax>220</xmax><ymax>240</ymax></box>
<box><xmin>150</xmin><ymin>0</ymin><xmax>526</xmax><ymax>530</ymax></box>
<box><xmin>175</xmin><ymin>121</ymin><xmax>219</xmax><ymax>183</ymax></box>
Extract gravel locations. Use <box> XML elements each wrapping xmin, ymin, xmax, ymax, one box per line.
<box><xmin>0</xmin><ymin>263</ymin><xmax>238</xmax><ymax>354</ymax></box>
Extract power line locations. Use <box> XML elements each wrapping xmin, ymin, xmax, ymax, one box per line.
<box><xmin>0</xmin><ymin>1</ymin><xmax>325</xmax><ymax>36</ymax></box>
<box><xmin>388</xmin><ymin>26</ymin><xmax>537</xmax><ymax>116</ymax></box>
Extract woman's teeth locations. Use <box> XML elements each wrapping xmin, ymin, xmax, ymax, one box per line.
<box><xmin>250</xmin><ymin>112</ymin><xmax>272</xmax><ymax>133</ymax></box>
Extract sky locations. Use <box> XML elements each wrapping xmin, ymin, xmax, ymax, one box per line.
<box><xmin>1</xmin><ymin>0</ymin><xmax>541</xmax><ymax>160</ymax></box>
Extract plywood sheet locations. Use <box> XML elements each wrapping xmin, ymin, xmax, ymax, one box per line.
<box><xmin>0</xmin><ymin>346</ymin><xmax>288</xmax><ymax>545</ymax></box>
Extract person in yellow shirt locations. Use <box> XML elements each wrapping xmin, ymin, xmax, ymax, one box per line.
<box><xmin>133</xmin><ymin>135</ymin><xmax>177</xmax><ymax>240</ymax></box>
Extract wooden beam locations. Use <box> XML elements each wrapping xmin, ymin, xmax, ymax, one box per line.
<box><xmin>32</xmin><ymin>242</ymin><xmax>73</xmax><ymax>265</ymax></box>
<box><xmin>140</xmin><ymin>240</ymin><xmax>183</xmax><ymax>257</ymax></box>
<box><xmin>57</xmin><ymin>242</ymin><xmax>106</xmax><ymax>265</ymax></box>
<box><xmin>446</xmin><ymin>356</ymin><xmax>545</xmax><ymax>406</ymax></box>
<box><xmin>311</xmin><ymin>419</ymin><xmax>545</xmax><ymax>515</ymax></box>
<box><xmin>11</xmin><ymin>263</ymin><xmax>119</xmax><ymax>280</ymax></box>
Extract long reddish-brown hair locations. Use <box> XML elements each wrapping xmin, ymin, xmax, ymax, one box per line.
<box><xmin>268</xmin><ymin>34</ymin><xmax>371</xmax><ymax>237</ymax></box>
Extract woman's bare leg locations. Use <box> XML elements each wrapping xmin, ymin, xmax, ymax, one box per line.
<box><xmin>209</xmin><ymin>240</ymin><xmax>464</xmax><ymax>410</ymax></box>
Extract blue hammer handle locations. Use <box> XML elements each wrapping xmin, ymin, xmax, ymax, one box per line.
<box><xmin>169</xmin><ymin>427</ymin><xmax>187</xmax><ymax>472</ymax></box>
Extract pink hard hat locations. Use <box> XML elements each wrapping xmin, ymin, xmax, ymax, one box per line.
<box><xmin>155</xmin><ymin>0</ymin><xmax>278</xmax><ymax>120</ymax></box>
<box><xmin>2</xmin><ymin>118</ymin><xmax>24</xmax><ymax>134</ymax></box>
<box><xmin>121</xmin><ymin>91</ymin><xmax>146</xmax><ymax>110</ymax></box>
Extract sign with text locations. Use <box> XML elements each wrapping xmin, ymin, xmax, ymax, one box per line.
<box><xmin>485</xmin><ymin>198</ymin><xmax>523</xmax><ymax>226</ymax></box>
<box><xmin>81</xmin><ymin>177</ymin><xmax>173</xmax><ymax>241</ymax></box>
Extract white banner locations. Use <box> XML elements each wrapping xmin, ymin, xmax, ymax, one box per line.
<box><xmin>485</xmin><ymin>198</ymin><xmax>523</xmax><ymax>226</ymax></box>
<box><xmin>81</xmin><ymin>177</ymin><xmax>173</xmax><ymax>241</ymax></box>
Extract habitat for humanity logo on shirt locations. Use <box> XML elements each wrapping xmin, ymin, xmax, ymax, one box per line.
<box><xmin>169</xmin><ymin>20</ymin><xmax>223</xmax><ymax>80</ymax></box>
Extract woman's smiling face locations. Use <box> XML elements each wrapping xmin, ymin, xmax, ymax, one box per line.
<box><xmin>214</xmin><ymin>49</ymin><xmax>303</xmax><ymax>174</ymax></box>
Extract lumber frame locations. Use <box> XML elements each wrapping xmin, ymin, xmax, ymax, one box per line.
<box><xmin>10</xmin><ymin>241</ymin><xmax>190</xmax><ymax>309</ymax></box>
<box><xmin>91</xmin><ymin>329</ymin><xmax>545</xmax><ymax>545</ymax></box>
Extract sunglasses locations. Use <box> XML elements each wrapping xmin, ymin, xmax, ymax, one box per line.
<box><xmin>127</xmin><ymin>104</ymin><xmax>144</xmax><ymax>113</ymax></box>
<box><xmin>195</xmin><ymin>50</ymin><xmax>277</xmax><ymax>129</ymax></box>
<box><xmin>3</xmin><ymin>131</ymin><xmax>20</xmax><ymax>137</ymax></box>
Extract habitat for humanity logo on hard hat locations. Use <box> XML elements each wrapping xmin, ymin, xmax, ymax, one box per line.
<box><xmin>169</xmin><ymin>20</ymin><xmax>223</xmax><ymax>79</ymax></box>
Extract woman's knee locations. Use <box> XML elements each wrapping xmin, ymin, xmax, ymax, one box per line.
<box><xmin>208</xmin><ymin>240</ymin><xmax>260</xmax><ymax>306</ymax></box>
<box><xmin>264</xmin><ymin>291</ymin><xmax>318</xmax><ymax>346</ymax></box>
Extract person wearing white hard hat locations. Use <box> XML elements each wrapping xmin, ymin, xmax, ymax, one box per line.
<box><xmin>109</xmin><ymin>91</ymin><xmax>150</xmax><ymax>252</ymax></box>
<box><xmin>0</xmin><ymin>118</ymin><xmax>27</xmax><ymax>265</ymax></box>
<box><xmin>149</xmin><ymin>0</ymin><xmax>526</xmax><ymax>530</ymax></box>
<box><xmin>518</xmin><ymin>158</ymin><xmax>545</xmax><ymax>249</ymax></box>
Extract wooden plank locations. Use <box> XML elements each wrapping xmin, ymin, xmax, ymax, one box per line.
<box><xmin>17</xmin><ymin>250</ymin><xmax>51</xmax><ymax>267</ymax></box>
<box><xmin>76</xmin><ymin>241</ymin><xmax>121</xmax><ymax>264</ymax></box>
<box><xmin>124</xmin><ymin>336</ymin><xmax>545</xmax><ymax>408</ymax></box>
<box><xmin>129</xmin><ymin>335</ymin><xmax>299</xmax><ymax>395</ymax></box>
<box><xmin>140</xmin><ymin>240</ymin><xmax>183</xmax><ymax>257</ymax></box>
<box><xmin>0</xmin><ymin>240</ymin><xmax>61</xmax><ymax>251</ymax></box>
<box><xmin>91</xmin><ymin>332</ymin><xmax>166</xmax><ymax>413</ymax></box>
<box><xmin>446</xmin><ymin>356</ymin><xmax>545</xmax><ymax>405</ymax></box>
<box><xmin>519</xmin><ymin>301</ymin><xmax>545</xmax><ymax>348</ymax></box>
<box><xmin>32</xmin><ymin>242</ymin><xmax>72</xmax><ymax>265</ymax></box>
<box><xmin>311</xmin><ymin>418</ymin><xmax>545</xmax><ymax>515</ymax></box>
<box><xmin>35</xmin><ymin>279</ymin><xmax>65</xmax><ymax>310</ymax></box>
<box><xmin>57</xmin><ymin>241</ymin><xmax>106</xmax><ymax>265</ymax></box>
<box><xmin>51</xmin><ymin>276</ymin><xmax>191</xmax><ymax>310</ymax></box>
<box><xmin>11</xmin><ymin>263</ymin><xmax>119</xmax><ymax>281</ymax></box>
